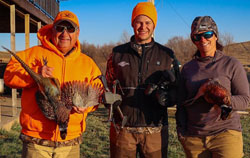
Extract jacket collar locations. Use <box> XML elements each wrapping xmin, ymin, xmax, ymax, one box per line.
<box><xmin>130</xmin><ymin>35</ymin><xmax>154</xmax><ymax>55</ymax></box>
<box><xmin>195</xmin><ymin>50</ymin><xmax>224</xmax><ymax>63</ymax></box>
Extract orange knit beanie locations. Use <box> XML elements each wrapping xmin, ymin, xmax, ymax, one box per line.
<box><xmin>131</xmin><ymin>2</ymin><xmax>157</xmax><ymax>27</ymax></box>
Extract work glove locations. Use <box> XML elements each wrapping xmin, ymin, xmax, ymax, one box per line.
<box><xmin>155</xmin><ymin>86</ymin><xmax>177</xmax><ymax>107</ymax></box>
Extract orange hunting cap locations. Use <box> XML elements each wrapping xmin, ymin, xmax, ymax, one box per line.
<box><xmin>53</xmin><ymin>10</ymin><xmax>79</xmax><ymax>28</ymax></box>
<box><xmin>131</xmin><ymin>2</ymin><xmax>157</xmax><ymax>27</ymax></box>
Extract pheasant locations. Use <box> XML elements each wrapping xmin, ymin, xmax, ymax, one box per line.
<box><xmin>2</xmin><ymin>46</ymin><xmax>102</xmax><ymax>139</ymax></box>
<box><xmin>183</xmin><ymin>78</ymin><xmax>232</xmax><ymax>120</ymax></box>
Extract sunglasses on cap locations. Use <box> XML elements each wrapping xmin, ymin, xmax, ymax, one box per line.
<box><xmin>192</xmin><ymin>31</ymin><xmax>214</xmax><ymax>42</ymax></box>
<box><xmin>54</xmin><ymin>25</ymin><xmax>77</xmax><ymax>33</ymax></box>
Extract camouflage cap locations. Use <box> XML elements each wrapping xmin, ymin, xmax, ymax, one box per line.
<box><xmin>190</xmin><ymin>16</ymin><xmax>218</xmax><ymax>39</ymax></box>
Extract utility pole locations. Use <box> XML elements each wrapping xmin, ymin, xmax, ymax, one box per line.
<box><xmin>148</xmin><ymin>0</ymin><xmax>154</xmax><ymax>5</ymax></box>
<box><xmin>148</xmin><ymin>0</ymin><xmax>155</xmax><ymax>37</ymax></box>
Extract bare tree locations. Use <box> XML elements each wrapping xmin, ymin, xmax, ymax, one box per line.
<box><xmin>81</xmin><ymin>42</ymin><xmax>97</xmax><ymax>58</ymax></box>
<box><xmin>81</xmin><ymin>41</ymin><xmax>118</xmax><ymax>74</ymax></box>
<box><xmin>219</xmin><ymin>32</ymin><xmax>234</xmax><ymax>46</ymax></box>
<box><xmin>119</xmin><ymin>30</ymin><xmax>131</xmax><ymax>43</ymax></box>
<box><xmin>165</xmin><ymin>36</ymin><xmax>196</xmax><ymax>65</ymax></box>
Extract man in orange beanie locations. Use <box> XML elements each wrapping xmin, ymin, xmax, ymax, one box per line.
<box><xmin>105</xmin><ymin>2</ymin><xmax>180</xmax><ymax>158</ymax></box>
<box><xmin>4</xmin><ymin>10</ymin><xmax>102</xmax><ymax>158</ymax></box>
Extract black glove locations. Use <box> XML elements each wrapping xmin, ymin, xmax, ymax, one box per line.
<box><xmin>154</xmin><ymin>89</ymin><xmax>169</xmax><ymax>106</ymax></box>
<box><xmin>220</xmin><ymin>104</ymin><xmax>232</xmax><ymax>120</ymax></box>
<box><xmin>145</xmin><ymin>70</ymin><xmax>177</xmax><ymax>107</ymax></box>
<box><xmin>154</xmin><ymin>86</ymin><xmax>177</xmax><ymax>107</ymax></box>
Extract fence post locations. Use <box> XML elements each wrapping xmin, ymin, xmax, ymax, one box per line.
<box><xmin>10</xmin><ymin>4</ymin><xmax>17</xmax><ymax>117</ymax></box>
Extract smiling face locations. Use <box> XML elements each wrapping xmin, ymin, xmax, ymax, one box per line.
<box><xmin>52</xmin><ymin>21</ymin><xmax>79</xmax><ymax>55</ymax></box>
<box><xmin>193</xmin><ymin>31</ymin><xmax>218</xmax><ymax>57</ymax></box>
<box><xmin>132</xmin><ymin>15</ymin><xmax>155</xmax><ymax>44</ymax></box>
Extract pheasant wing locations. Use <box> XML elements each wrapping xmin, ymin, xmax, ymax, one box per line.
<box><xmin>61</xmin><ymin>81</ymin><xmax>102</xmax><ymax>108</ymax></box>
<box><xmin>35</xmin><ymin>91</ymin><xmax>56</xmax><ymax>120</ymax></box>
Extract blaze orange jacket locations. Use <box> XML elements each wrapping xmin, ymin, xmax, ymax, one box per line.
<box><xmin>4</xmin><ymin>24</ymin><xmax>102</xmax><ymax>141</ymax></box>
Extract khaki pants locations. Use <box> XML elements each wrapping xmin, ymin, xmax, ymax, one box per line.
<box><xmin>22</xmin><ymin>142</ymin><xmax>80</xmax><ymax>158</ymax></box>
<box><xmin>110</xmin><ymin>124</ymin><xmax>169</xmax><ymax>158</ymax></box>
<box><xmin>180</xmin><ymin>130</ymin><xmax>244</xmax><ymax>158</ymax></box>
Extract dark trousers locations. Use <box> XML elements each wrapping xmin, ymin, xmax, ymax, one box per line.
<box><xmin>110</xmin><ymin>124</ymin><xmax>169</xmax><ymax>158</ymax></box>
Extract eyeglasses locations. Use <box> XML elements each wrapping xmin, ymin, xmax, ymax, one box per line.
<box><xmin>192</xmin><ymin>31</ymin><xmax>214</xmax><ymax>41</ymax></box>
<box><xmin>54</xmin><ymin>25</ymin><xmax>77</xmax><ymax>33</ymax></box>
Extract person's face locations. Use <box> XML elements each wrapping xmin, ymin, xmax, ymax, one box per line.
<box><xmin>132</xmin><ymin>15</ymin><xmax>155</xmax><ymax>44</ymax></box>
<box><xmin>52</xmin><ymin>21</ymin><xmax>79</xmax><ymax>54</ymax></box>
<box><xmin>193</xmin><ymin>31</ymin><xmax>217</xmax><ymax>57</ymax></box>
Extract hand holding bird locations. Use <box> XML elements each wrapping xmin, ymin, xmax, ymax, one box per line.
<box><xmin>2</xmin><ymin>46</ymin><xmax>102</xmax><ymax>139</ymax></box>
<box><xmin>183</xmin><ymin>78</ymin><xmax>232</xmax><ymax>120</ymax></box>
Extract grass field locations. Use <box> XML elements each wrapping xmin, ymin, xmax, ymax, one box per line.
<box><xmin>0</xmin><ymin>106</ymin><xmax>249</xmax><ymax>158</ymax></box>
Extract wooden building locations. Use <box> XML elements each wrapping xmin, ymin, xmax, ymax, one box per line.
<box><xmin>0</xmin><ymin>0</ymin><xmax>60</xmax><ymax>122</ymax></box>
<box><xmin>0</xmin><ymin>0</ymin><xmax>59</xmax><ymax>33</ymax></box>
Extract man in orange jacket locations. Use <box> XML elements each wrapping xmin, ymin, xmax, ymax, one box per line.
<box><xmin>4</xmin><ymin>10</ymin><xmax>102</xmax><ymax>158</ymax></box>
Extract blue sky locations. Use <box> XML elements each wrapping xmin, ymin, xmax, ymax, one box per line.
<box><xmin>1</xmin><ymin>0</ymin><xmax>250</xmax><ymax>51</ymax></box>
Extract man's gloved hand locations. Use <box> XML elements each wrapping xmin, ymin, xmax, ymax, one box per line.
<box><xmin>154</xmin><ymin>89</ymin><xmax>168</xmax><ymax>106</ymax></box>
<box><xmin>155</xmin><ymin>87</ymin><xmax>177</xmax><ymax>107</ymax></box>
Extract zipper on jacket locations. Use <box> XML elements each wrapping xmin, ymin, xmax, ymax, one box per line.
<box><xmin>146</xmin><ymin>59</ymin><xmax>149</xmax><ymax>71</ymax></box>
<box><xmin>61</xmin><ymin>58</ymin><xmax>66</xmax><ymax>83</ymax></box>
<box><xmin>136</xmin><ymin>44</ymin><xmax>145</xmax><ymax>125</ymax></box>
<box><xmin>138</xmin><ymin>45</ymin><xmax>145</xmax><ymax>84</ymax></box>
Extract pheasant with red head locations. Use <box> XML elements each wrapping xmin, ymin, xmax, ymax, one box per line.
<box><xmin>183</xmin><ymin>78</ymin><xmax>232</xmax><ymax>120</ymax></box>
